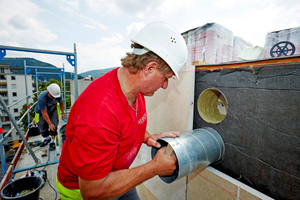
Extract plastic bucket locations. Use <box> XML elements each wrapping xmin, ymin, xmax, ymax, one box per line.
<box><xmin>151</xmin><ymin>127</ymin><xmax>225</xmax><ymax>183</ymax></box>
<box><xmin>1</xmin><ymin>177</ymin><xmax>43</xmax><ymax>200</ymax></box>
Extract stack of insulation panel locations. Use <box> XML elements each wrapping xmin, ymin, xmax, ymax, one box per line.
<box><xmin>232</xmin><ymin>36</ymin><xmax>254</xmax><ymax>61</ymax></box>
<box><xmin>182</xmin><ymin>23</ymin><xmax>254</xmax><ymax>65</ymax></box>
<box><xmin>264</xmin><ymin>26</ymin><xmax>300</xmax><ymax>58</ymax></box>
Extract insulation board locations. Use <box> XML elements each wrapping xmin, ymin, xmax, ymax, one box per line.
<box><xmin>193</xmin><ymin>59</ymin><xmax>300</xmax><ymax>200</ymax></box>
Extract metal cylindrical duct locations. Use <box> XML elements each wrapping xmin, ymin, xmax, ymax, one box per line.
<box><xmin>151</xmin><ymin>127</ymin><xmax>225</xmax><ymax>183</ymax></box>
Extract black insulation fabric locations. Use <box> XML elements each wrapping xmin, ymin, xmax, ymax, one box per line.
<box><xmin>193</xmin><ymin>63</ymin><xmax>300</xmax><ymax>200</ymax></box>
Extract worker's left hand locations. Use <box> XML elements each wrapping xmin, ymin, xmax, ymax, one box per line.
<box><xmin>144</xmin><ymin>131</ymin><xmax>180</xmax><ymax>148</ymax></box>
<box><xmin>61</xmin><ymin>113</ymin><xmax>65</xmax><ymax>120</ymax></box>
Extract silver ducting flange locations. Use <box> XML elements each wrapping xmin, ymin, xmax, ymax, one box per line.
<box><xmin>151</xmin><ymin>127</ymin><xmax>225</xmax><ymax>183</ymax></box>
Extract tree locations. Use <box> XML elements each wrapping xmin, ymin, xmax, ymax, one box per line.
<box><xmin>18</xmin><ymin>78</ymin><xmax>71</xmax><ymax>132</ymax></box>
<box><xmin>19</xmin><ymin>93</ymin><xmax>37</xmax><ymax>132</ymax></box>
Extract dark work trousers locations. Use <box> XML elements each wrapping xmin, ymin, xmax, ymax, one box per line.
<box><xmin>110</xmin><ymin>188</ymin><xmax>140</xmax><ymax>200</ymax></box>
<box><xmin>38</xmin><ymin>108</ymin><xmax>59</xmax><ymax>138</ymax></box>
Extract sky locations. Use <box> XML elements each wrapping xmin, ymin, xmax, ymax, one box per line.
<box><xmin>0</xmin><ymin>0</ymin><xmax>299</xmax><ymax>74</ymax></box>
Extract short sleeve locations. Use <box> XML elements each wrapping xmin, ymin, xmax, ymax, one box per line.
<box><xmin>69</xmin><ymin>125</ymin><xmax>120</xmax><ymax>180</ymax></box>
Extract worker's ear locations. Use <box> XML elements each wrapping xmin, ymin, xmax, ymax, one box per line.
<box><xmin>144</xmin><ymin>61</ymin><xmax>158</xmax><ymax>78</ymax></box>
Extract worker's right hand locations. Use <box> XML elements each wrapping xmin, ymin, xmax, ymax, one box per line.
<box><xmin>49</xmin><ymin>124</ymin><xmax>56</xmax><ymax>131</ymax></box>
<box><xmin>151</xmin><ymin>147</ymin><xmax>177</xmax><ymax>176</ymax></box>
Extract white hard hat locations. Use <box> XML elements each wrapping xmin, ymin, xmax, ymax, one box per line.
<box><xmin>131</xmin><ymin>21</ymin><xmax>188</xmax><ymax>79</ymax></box>
<box><xmin>47</xmin><ymin>83</ymin><xmax>61</xmax><ymax>98</ymax></box>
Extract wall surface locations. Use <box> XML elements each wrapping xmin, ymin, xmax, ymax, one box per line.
<box><xmin>70</xmin><ymin>79</ymin><xmax>92</xmax><ymax>106</ymax></box>
<box><xmin>193</xmin><ymin>57</ymin><xmax>300</xmax><ymax>200</ymax></box>
<box><xmin>132</xmin><ymin>63</ymin><xmax>275</xmax><ymax>200</ymax></box>
<box><xmin>131</xmin><ymin>65</ymin><xmax>195</xmax><ymax>200</ymax></box>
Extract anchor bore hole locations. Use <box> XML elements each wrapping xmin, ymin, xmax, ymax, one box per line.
<box><xmin>197</xmin><ymin>88</ymin><xmax>228</xmax><ymax>124</ymax></box>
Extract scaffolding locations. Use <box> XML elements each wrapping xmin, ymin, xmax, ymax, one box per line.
<box><xmin>0</xmin><ymin>44</ymin><xmax>78</xmax><ymax>178</ymax></box>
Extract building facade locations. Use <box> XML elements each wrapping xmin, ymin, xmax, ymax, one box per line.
<box><xmin>0</xmin><ymin>64</ymin><xmax>33</xmax><ymax>141</ymax></box>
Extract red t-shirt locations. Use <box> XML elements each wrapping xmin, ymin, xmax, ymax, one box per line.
<box><xmin>57</xmin><ymin>68</ymin><xmax>147</xmax><ymax>189</ymax></box>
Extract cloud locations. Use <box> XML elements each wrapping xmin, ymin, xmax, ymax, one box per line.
<box><xmin>74</xmin><ymin>33</ymin><xmax>130</xmax><ymax>72</ymax></box>
<box><xmin>126</xmin><ymin>22</ymin><xmax>146</xmax><ymax>40</ymax></box>
<box><xmin>85</xmin><ymin>0</ymin><xmax>120</xmax><ymax>15</ymax></box>
<box><xmin>0</xmin><ymin>0</ymin><xmax>57</xmax><ymax>46</ymax></box>
<box><xmin>80</xmin><ymin>15</ymin><xmax>109</xmax><ymax>31</ymax></box>
<box><xmin>9</xmin><ymin>15</ymin><xmax>30</xmax><ymax>30</ymax></box>
<box><xmin>43</xmin><ymin>0</ymin><xmax>81</xmax><ymax>12</ymax></box>
<box><xmin>114</xmin><ymin>0</ymin><xmax>163</xmax><ymax>18</ymax></box>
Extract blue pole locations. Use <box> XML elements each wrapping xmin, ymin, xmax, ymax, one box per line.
<box><xmin>23</xmin><ymin>61</ymin><xmax>30</xmax><ymax>126</ymax></box>
<box><xmin>0</xmin><ymin>119</ymin><xmax>7</xmax><ymax>176</ymax></box>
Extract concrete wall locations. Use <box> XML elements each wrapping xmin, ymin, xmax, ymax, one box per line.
<box><xmin>70</xmin><ymin>79</ymin><xmax>93</xmax><ymax>106</ymax></box>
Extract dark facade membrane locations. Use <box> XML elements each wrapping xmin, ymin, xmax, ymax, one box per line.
<box><xmin>194</xmin><ymin>60</ymin><xmax>300</xmax><ymax>200</ymax></box>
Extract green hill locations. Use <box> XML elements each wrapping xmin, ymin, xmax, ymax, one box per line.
<box><xmin>0</xmin><ymin>57</ymin><xmax>82</xmax><ymax>80</ymax></box>
<box><xmin>79</xmin><ymin>67</ymin><xmax>117</xmax><ymax>78</ymax></box>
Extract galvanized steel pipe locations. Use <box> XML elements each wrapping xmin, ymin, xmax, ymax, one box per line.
<box><xmin>151</xmin><ymin>127</ymin><xmax>225</xmax><ymax>183</ymax></box>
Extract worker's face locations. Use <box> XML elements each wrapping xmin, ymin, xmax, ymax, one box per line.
<box><xmin>48</xmin><ymin>92</ymin><xmax>55</xmax><ymax>100</ymax></box>
<box><xmin>143</xmin><ymin>69</ymin><xmax>174</xmax><ymax>96</ymax></box>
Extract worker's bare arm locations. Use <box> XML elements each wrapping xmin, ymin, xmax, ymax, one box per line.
<box><xmin>59</xmin><ymin>102</ymin><xmax>65</xmax><ymax>120</ymax></box>
<box><xmin>40</xmin><ymin>109</ymin><xmax>55</xmax><ymax>131</ymax></box>
<box><xmin>79</xmin><ymin>147</ymin><xmax>177</xmax><ymax>200</ymax></box>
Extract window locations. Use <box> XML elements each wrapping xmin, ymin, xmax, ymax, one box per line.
<box><xmin>11</xmin><ymin>84</ymin><xmax>17</xmax><ymax>89</ymax></box>
<box><xmin>0</xmin><ymin>68</ymin><xmax>4</xmax><ymax>73</ymax></box>
<box><xmin>0</xmin><ymin>92</ymin><xmax>7</xmax><ymax>97</ymax></box>
<box><xmin>12</xmin><ymin>92</ymin><xmax>17</xmax><ymax>97</ymax></box>
<box><xmin>15</xmin><ymin>116</ymin><xmax>19</xmax><ymax>121</ymax></box>
<box><xmin>1</xmin><ymin>117</ymin><xmax>9</xmax><ymax>121</ymax></box>
<box><xmin>11</xmin><ymin>76</ymin><xmax>16</xmax><ymax>80</ymax></box>
<box><xmin>14</xmin><ymin>108</ymin><xmax>18</xmax><ymax>112</ymax></box>
<box><xmin>0</xmin><ymin>75</ymin><xmax>5</xmax><ymax>80</ymax></box>
<box><xmin>3</xmin><ymin>125</ymin><xmax>11</xmax><ymax>130</ymax></box>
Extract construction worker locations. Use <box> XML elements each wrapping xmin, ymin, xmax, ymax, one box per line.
<box><xmin>57</xmin><ymin>21</ymin><xmax>188</xmax><ymax>199</ymax></box>
<box><xmin>35</xmin><ymin>83</ymin><xmax>65</xmax><ymax>151</ymax></box>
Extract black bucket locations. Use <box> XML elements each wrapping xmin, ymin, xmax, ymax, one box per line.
<box><xmin>1</xmin><ymin>177</ymin><xmax>43</xmax><ymax>200</ymax></box>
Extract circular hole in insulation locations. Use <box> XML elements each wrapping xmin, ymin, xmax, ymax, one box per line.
<box><xmin>197</xmin><ymin>88</ymin><xmax>228</xmax><ymax>124</ymax></box>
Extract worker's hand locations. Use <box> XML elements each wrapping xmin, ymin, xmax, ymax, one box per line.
<box><xmin>61</xmin><ymin>113</ymin><xmax>65</xmax><ymax>120</ymax></box>
<box><xmin>49</xmin><ymin>124</ymin><xmax>56</xmax><ymax>132</ymax></box>
<box><xmin>151</xmin><ymin>147</ymin><xmax>177</xmax><ymax>176</ymax></box>
<box><xmin>144</xmin><ymin>131</ymin><xmax>180</xmax><ymax>148</ymax></box>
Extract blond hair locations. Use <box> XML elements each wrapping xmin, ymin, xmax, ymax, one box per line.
<box><xmin>121</xmin><ymin>43</ymin><xmax>172</xmax><ymax>75</ymax></box>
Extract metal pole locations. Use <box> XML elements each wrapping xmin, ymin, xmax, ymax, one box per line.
<box><xmin>0</xmin><ymin>102</ymin><xmax>37</xmax><ymax>145</ymax></box>
<box><xmin>74</xmin><ymin>43</ymin><xmax>78</xmax><ymax>99</ymax></box>
<box><xmin>13</xmin><ymin>160</ymin><xmax>59</xmax><ymax>174</ymax></box>
<box><xmin>63</xmin><ymin>64</ymin><xmax>67</xmax><ymax>116</ymax></box>
<box><xmin>60</xmin><ymin>73</ymin><xmax>63</xmax><ymax>92</ymax></box>
<box><xmin>0</xmin><ymin>96</ymin><xmax>39</xmax><ymax>164</ymax></box>
<box><xmin>35</xmin><ymin>69</ymin><xmax>38</xmax><ymax>94</ymax></box>
<box><xmin>0</xmin><ymin>45</ymin><xmax>75</xmax><ymax>57</ymax></box>
<box><xmin>23</xmin><ymin>61</ymin><xmax>30</xmax><ymax>126</ymax></box>
<box><xmin>7</xmin><ymin>92</ymin><xmax>38</xmax><ymax>109</ymax></box>
<box><xmin>0</xmin><ymin>114</ymin><xmax>7</xmax><ymax>176</ymax></box>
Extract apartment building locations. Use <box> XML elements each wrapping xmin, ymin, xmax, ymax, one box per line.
<box><xmin>0</xmin><ymin>64</ymin><xmax>33</xmax><ymax>141</ymax></box>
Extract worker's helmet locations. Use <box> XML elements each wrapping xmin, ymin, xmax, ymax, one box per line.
<box><xmin>131</xmin><ymin>21</ymin><xmax>188</xmax><ymax>79</ymax></box>
<box><xmin>47</xmin><ymin>83</ymin><xmax>61</xmax><ymax>98</ymax></box>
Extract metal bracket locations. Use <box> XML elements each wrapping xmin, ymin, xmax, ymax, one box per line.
<box><xmin>26</xmin><ymin>68</ymin><xmax>31</xmax><ymax>74</ymax></box>
<box><xmin>66</xmin><ymin>55</ymin><xmax>75</xmax><ymax>67</ymax></box>
<box><xmin>0</xmin><ymin>49</ymin><xmax>6</xmax><ymax>61</ymax></box>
